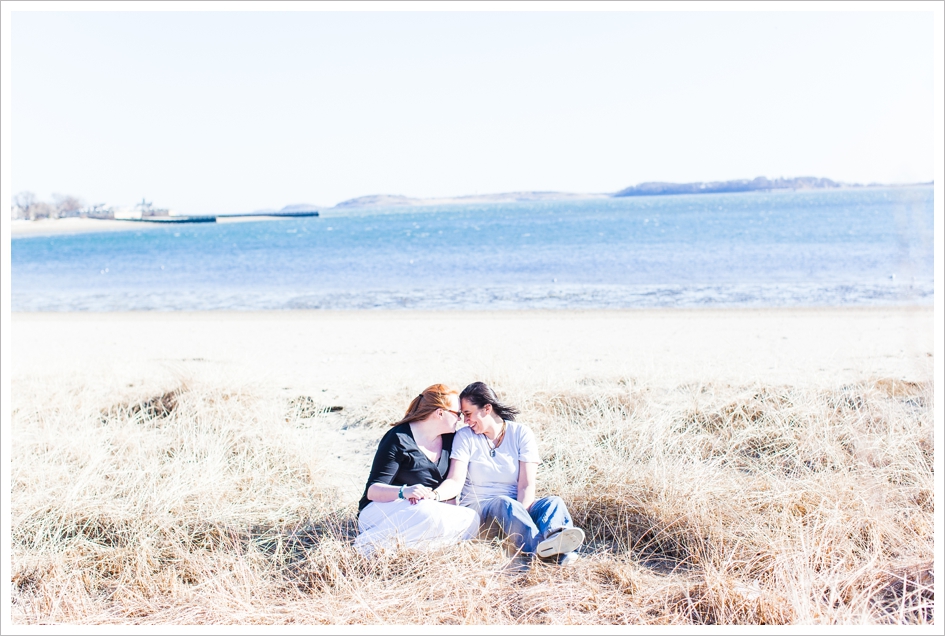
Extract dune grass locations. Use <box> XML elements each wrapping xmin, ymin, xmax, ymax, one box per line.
<box><xmin>10</xmin><ymin>373</ymin><xmax>934</xmax><ymax>625</ymax></box>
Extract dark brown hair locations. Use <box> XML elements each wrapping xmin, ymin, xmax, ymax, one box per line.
<box><xmin>390</xmin><ymin>383</ymin><xmax>458</xmax><ymax>427</ymax></box>
<box><xmin>459</xmin><ymin>382</ymin><xmax>519</xmax><ymax>421</ymax></box>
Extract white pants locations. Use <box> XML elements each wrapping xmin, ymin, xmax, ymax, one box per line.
<box><xmin>354</xmin><ymin>499</ymin><xmax>481</xmax><ymax>556</ymax></box>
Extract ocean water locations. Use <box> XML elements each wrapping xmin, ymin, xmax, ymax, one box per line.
<box><xmin>11</xmin><ymin>186</ymin><xmax>934</xmax><ymax>311</ymax></box>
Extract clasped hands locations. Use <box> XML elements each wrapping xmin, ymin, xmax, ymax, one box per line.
<box><xmin>402</xmin><ymin>484</ymin><xmax>437</xmax><ymax>505</ymax></box>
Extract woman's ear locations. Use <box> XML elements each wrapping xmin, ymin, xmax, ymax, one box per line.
<box><xmin>482</xmin><ymin>403</ymin><xmax>493</xmax><ymax>415</ymax></box>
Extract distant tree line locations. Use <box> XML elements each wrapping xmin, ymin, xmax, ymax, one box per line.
<box><xmin>10</xmin><ymin>193</ymin><xmax>173</xmax><ymax>220</ymax></box>
<box><xmin>11</xmin><ymin>191</ymin><xmax>116</xmax><ymax>221</ymax></box>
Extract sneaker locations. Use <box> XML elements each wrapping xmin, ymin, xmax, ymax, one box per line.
<box><xmin>536</xmin><ymin>527</ymin><xmax>585</xmax><ymax>559</ymax></box>
<box><xmin>556</xmin><ymin>551</ymin><xmax>581</xmax><ymax>567</ymax></box>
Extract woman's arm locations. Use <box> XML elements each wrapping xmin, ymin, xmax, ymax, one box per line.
<box><xmin>367</xmin><ymin>482</ymin><xmax>433</xmax><ymax>503</ymax></box>
<box><xmin>517</xmin><ymin>461</ymin><xmax>538</xmax><ymax>510</ymax></box>
<box><xmin>363</xmin><ymin>431</ymin><xmax>433</xmax><ymax>504</ymax></box>
<box><xmin>433</xmin><ymin>458</ymin><xmax>468</xmax><ymax>502</ymax></box>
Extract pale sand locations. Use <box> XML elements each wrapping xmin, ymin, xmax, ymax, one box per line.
<box><xmin>11</xmin><ymin>216</ymin><xmax>310</xmax><ymax>237</ymax></box>
<box><xmin>13</xmin><ymin>307</ymin><xmax>933</xmax><ymax>396</ymax></box>
<box><xmin>10</xmin><ymin>218</ymin><xmax>150</xmax><ymax>237</ymax></box>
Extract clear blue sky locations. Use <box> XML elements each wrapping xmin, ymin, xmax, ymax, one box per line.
<box><xmin>10</xmin><ymin>7</ymin><xmax>937</xmax><ymax>214</ymax></box>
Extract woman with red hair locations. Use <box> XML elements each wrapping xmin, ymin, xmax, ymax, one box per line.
<box><xmin>354</xmin><ymin>384</ymin><xmax>480</xmax><ymax>555</ymax></box>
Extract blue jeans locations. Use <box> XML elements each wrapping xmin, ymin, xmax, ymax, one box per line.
<box><xmin>480</xmin><ymin>495</ymin><xmax>574</xmax><ymax>554</ymax></box>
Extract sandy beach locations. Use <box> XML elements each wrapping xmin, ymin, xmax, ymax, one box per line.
<box><xmin>10</xmin><ymin>216</ymin><xmax>318</xmax><ymax>238</ymax></box>
<box><xmin>10</xmin><ymin>307</ymin><xmax>935</xmax><ymax>624</ymax></box>
<box><xmin>12</xmin><ymin>306</ymin><xmax>934</xmax><ymax>391</ymax></box>
<box><xmin>10</xmin><ymin>218</ymin><xmax>153</xmax><ymax>237</ymax></box>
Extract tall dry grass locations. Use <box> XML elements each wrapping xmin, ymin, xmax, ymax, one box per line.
<box><xmin>10</xmin><ymin>373</ymin><xmax>934</xmax><ymax>624</ymax></box>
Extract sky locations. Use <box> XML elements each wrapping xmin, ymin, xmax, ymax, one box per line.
<box><xmin>8</xmin><ymin>6</ymin><xmax>938</xmax><ymax>214</ymax></box>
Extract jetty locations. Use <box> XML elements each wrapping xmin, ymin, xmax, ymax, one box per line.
<box><xmin>120</xmin><ymin>215</ymin><xmax>218</xmax><ymax>224</ymax></box>
<box><xmin>216</xmin><ymin>211</ymin><xmax>320</xmax><ymax>219</ymax></box>
<box><xmin>116</xmin><ymin>210</ymin><xmax>319</xmax><ymax>224</ymax></box>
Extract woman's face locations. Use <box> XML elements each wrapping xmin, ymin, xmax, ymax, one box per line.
<box><xmin>441</xmin><ymin>394</ymin><xmax>462</xmax><ymax>433</ymax></box>
<box><xmin>460</xmin><ymin>398</ymin><xmax>491</xmax><ymax>435</ymax></box>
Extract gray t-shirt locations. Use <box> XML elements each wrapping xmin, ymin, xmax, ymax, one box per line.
<box><xmin>450</xmin><ymin>421</ymin><xmax>541</xmax><ymax>517</ymax></box>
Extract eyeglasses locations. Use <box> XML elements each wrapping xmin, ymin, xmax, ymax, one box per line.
<box><xmin>445</xmin><ymin>409</ymin><xmax>462</xmax><ymax>419</ymax></box>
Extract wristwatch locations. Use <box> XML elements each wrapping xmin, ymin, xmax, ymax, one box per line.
<box><xmin>398</xmin><ymin>485</ymin><xmax>406</xmax><ymax>499</ymax></box>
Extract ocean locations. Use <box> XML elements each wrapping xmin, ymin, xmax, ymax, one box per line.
<box><xmin>11</xmin><ymin>186</ymin><xmax>934</xmax><ymax>311</ymax></box>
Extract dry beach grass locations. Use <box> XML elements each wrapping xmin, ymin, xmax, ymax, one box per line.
<box><xmin>9</xmin><ymin>308</ymin><xmax>936</xmax><ymax>625</ymax></box>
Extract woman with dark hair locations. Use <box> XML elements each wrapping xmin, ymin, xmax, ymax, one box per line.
<box><xmin>353</xmin><ymin>384</ymin><xmax>480</xmax><ymax>555</ymax></box>
<box><xmin>431</xmin><ymin>382</ymin><xmax>585</xmax><ymax>566</ymax></box>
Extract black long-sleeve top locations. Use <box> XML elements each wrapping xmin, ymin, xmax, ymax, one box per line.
<box><xmin>357</xmin><ymin>423</ymin><xmax>454</xmax><ymax>513</ymax></box>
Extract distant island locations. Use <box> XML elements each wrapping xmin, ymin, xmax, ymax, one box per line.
<box><xmin>332</xmin><ymin>191</ymin><xmax>602</xmax><ymax>209</ymax></box>
<box><xmin>247</xmin><ymin>203</ymin><xmax>323</xmax><ymax>214</ymax></box>
<box><xmin>614</xmin><ymin>176</ymin><xmax>847</xmax><ymax>197</ymax></box>
<box><xmin>327</xmin><ymin>176</ymin><xmax>929</xmax><ymax>209</ymax></box>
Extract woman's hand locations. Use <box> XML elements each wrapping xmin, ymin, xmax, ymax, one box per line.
<box><xmin>366</xmin><ymin>482</ymin><xmax>435</xmax><ymax>504</ymax></box>
<box><xmin>403</xmin><ymin>484</ymin><xmax>434</xmax><ymax>504</ymax></box>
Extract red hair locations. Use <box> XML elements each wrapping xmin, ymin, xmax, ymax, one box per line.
<box><xmin>391</xmin><ymin>384</ymin><xmax>458</xmax><ymax>427</ymax></box>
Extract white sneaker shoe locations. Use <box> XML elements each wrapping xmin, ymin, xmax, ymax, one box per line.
<box><xmin>557</xmin><ymin>552</ymin><xmax>581</xmax><ymax>567</ymax></box>
<box><xmin>536</xmin><ymin>527</ymin><xmax>585</xmax><ymax>559</ymax></box>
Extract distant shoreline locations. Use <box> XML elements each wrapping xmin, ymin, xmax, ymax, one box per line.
<box><xmin>10</xmin><ymin>213</ymin><xmax>319</xmax><ymax>238</ymax></box>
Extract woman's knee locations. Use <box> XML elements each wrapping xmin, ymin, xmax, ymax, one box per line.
<box><xmin>404</xmin><ymin>499</ymin><xmax>446</xmax><ymax>522</ymax></box>
<box><xmin>533</xmin><ymin>495</ymin><xmax>570</xmax><ymax>515</ymax></box>
<box><xmin>443</xmin><ymin>503</ymin><xmax>479</xmax><ymax>526</ymax></box>
<box><xmin>422</xmin><ymin>501</ymin><xmax>479</xmax><ymax>528</ymax></box>
<box><xmin>481</xmin><ymin>497</ymin><xmax>519</xmax><ymax>532</ymax></box>
<box><xmin>482</xmin><ymin>495</ymin><xmax>511</xmax><ymax>516</ymax></box>
<box><xmin>541</xmin><ymin>495</ymin><xmax>565</xmax><ymax>507</ymax></box>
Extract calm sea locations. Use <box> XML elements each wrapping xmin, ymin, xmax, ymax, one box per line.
<box><xmin>11</xmin><ymin>186</ymin><xmax>934</xmax><ymax>311</ymax></box>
